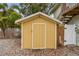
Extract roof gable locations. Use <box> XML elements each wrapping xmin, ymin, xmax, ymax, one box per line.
<box><xmin>15</xmin><ymin>12</ymin><xmax>62</xmax><ymax>24</ymax></box>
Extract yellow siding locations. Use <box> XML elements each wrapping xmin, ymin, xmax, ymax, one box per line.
<box><xmin>33</xmin><ymin>24</ymin><xmax>45</xmax><ymax>48</ymax></box>
<box><xmin>21</xmin><ymin>22</ymin><xmax>32</xmax><ymax>49</ymax></box>
<box><xmin>21</xmin><ymin>17</ymin><xmax>57</xmax><ymax>49</ymax></box>
<box><xmin>46</xmin><ymin>22</ymin><xmax>57</xmax><ymax>48</ymax></box>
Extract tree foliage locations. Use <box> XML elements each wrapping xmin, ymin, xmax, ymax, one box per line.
<box><xmin>0</xmin><ymin>3</ymin><xmax>60</xmax><ymax>38</ymax></box>
<box><xmin>0</xmin><ymin>3</ymin><xmax>21</xmax><ymax>38</ymax></box>
<box><xmin>11</xmin><ymin>3</ymin><xmax>60</xmax><ymax>17</ymax></box>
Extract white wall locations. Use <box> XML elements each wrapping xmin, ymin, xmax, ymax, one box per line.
<box><xmin>68</xmin><ymin>15</ymin><xmax>79</xmax><ymax>25</ymax></box>
<box><xmin>66</xmin><ymin>3</ymin><xmax>77</xmax><ymax>8</ymax></box>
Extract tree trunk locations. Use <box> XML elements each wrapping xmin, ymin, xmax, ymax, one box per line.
<box><xmin>11</xmin><ymin>28</ymin><xmax>13</xmax><ymax>39</ymax></box>
<box><xmin>2</xmin><ymin>29</ymin><xmax>6</xmax><ymax>39</ymax></box>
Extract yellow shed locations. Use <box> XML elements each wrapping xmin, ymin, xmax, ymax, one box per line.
<box><xmin>15</xmin><ymin>12</ymin><xmax>64</xmax><ymax>49</ymax></box>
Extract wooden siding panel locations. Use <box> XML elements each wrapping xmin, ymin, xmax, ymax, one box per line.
<box><xmin>46</xmin><ymin>22</ymin><xmax>57</xmax><ymax>48</ymax></box>
<box><xmin>33</xmin><ymin>24</ymin><xmax>45</xmax><ymax>48</ymax></box>
<box><xmin>22</xmin><ymin>17</ymin><xmax>57</xmax><ymax>49</ymax></box>
<box><xmin>22</xmin><ymin>22</ymin><xmax>32</xmax><ymax>49</ymax></box>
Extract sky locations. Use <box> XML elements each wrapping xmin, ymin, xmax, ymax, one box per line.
<box><xmin>8</xmin><ymin>3</ymin><xmax>19</xmax><ymax>7</ymax></box>
<box><xmin>0</xmin><ymin>3</ymin><xmax>19</xmax><ymax>12</ymax></box>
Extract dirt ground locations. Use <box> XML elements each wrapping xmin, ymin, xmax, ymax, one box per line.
<box><xmin>0</xmin><ymin>39</ymin><xmax>79</xmax><ymax>56</ymax></box>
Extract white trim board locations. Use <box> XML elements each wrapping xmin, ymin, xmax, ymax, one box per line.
<box><xmin>21</xmin><ymin>23</ymin><xmax>23</xmax><ymax>49</ymax></box>
<box><xmin>55</xmin><ymin>24</ymin><xmax>57</xmax><ymax>49</ymax></box>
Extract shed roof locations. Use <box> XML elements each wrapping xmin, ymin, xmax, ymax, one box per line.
<box><xmin>15</xmin><ymin>12</ymin><xmax>63</xmax><ymax>24</ymax></box>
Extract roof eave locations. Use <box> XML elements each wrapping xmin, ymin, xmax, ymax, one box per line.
<box><xmin>15</xmin><ymin>12</ymin><xmax>63</xmax><ymax>24</ymax></box>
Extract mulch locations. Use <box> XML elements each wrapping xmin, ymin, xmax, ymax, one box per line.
<box><xmin>0</xmin><ymin>39</ymin><xmax>79</xmax><ymax>56</ymax></box>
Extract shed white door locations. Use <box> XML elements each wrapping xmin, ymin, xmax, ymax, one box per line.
<box><xmin>32</xmin><ymin>23</ymin><xmax>46</xmax><ymax>49</ymax></box>
<box><xmin>64</xmin><ymin>24</ymin><xmax>76</xmax><ymax>45</ymax></box>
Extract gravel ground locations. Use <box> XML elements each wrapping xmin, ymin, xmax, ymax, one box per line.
<box><xmin>0</xmin><ymin>39</ymin><xmax>79</xmax><ymax>56</ymax></box>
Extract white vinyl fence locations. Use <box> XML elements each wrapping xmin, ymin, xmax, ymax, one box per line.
<box><xmin>64</xmin><ymin>24</ymin><xmax>76</xmax><ymax>45</ymax></box>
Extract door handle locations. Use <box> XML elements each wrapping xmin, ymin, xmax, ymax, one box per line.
<box><xmin>31</xmin><ymin>30</ymin><xmax>33</xmax><ymax>32</ymax></box>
